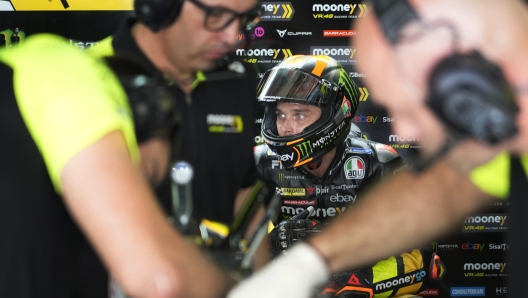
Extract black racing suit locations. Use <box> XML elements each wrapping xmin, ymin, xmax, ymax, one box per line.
<box><xmin>256</xmin><ymin>134</ymin><xmax>445</xmax><ymax>297</ymax></box>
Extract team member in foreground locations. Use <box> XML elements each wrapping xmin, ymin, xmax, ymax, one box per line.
<box><xmin>0</xmin><ymin>34</ymin><xmax>234</xmax><ymax>298</ymax></box>
<box><xmin>228</xmin><ymin>0</ymin><xmax>528</xmax><ymax>297</ymax></box>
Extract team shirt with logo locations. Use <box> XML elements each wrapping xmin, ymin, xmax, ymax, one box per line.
<box><xmin>256</xmin><ymin>135</ymin><xmax>405</xmax><ymax>223</ymax></box>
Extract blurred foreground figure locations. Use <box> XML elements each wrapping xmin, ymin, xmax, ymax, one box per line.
<box><xmin>228</xmin><ymin>0</ymin><xmax>528</xmax><ymax>297</ymax></box>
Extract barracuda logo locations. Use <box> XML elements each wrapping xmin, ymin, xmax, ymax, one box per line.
<box><xmin>375</xmin><ymin>270</ymin><xmax>426</xmax><ymax>291</ymax></box>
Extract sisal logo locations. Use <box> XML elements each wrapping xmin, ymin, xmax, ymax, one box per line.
<box><xmin>310</xmin><ymin>46</ymin><xmax>356</xmax><ymax>65</ymax></box>
<box><xmin>375</xmin><ymin>270</ymin><xmax>427</xmax><ymax>291</ymax></box>
<box><xmin>489</xmin><ymin>243</ymin><xmax>509</xmax><ymax>250</ymax></box>
<box><xmin>344</xmin><ymin>156</ymin><xmax>365</xmax><ymax>179</ymax></box>
<box><xmin>276</xmin><ymin>29</ymin><xmax>312</xmax><ymax>38</ymax></box>
<box><xmin>312</xmin><ymin>3</ymin><xmax>367</xmax><ymax>19</ymax></box>
<box><xmin>281</xmin><ymin>206</ymin><xmax>347</xmax><ymax>218</ymax></box>
<box><xmin>463</xmin><ymin>262</ymin><xmax>507</xmax><ymax>273</ymax></box>
<box><xmin>235</xmin><ymin>48</ymin><xmax>293</xmax><ymax>60</ymax></box>
<box><xmin>260</xmin><ymin>2</ymin><xmax>295</xmax><ymax>21</ymax></box>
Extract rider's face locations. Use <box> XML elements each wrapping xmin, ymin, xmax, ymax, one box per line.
<box><xmin>275</xmin><ymin>102</ymin><xmax>322</xmax><ymax>137</ymax></box>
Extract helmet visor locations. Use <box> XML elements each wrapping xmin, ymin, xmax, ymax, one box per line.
<box><xmin>257</xmin><ymin>68</ymin><xmax>339</xmax><ymax>105</ymax></box>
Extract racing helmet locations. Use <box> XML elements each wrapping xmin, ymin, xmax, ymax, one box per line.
<box><xmin>257</xmin><ymin>55</ymin><xmax>359</xmax><ymax>170</ymax></box>
<box><xmin>104</xmin><ymin>55</ymin><xmax>179</xmax><ymax>144</ymax></box>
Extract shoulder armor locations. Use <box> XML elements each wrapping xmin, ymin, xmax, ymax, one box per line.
<box><xmin>347</xmin><ymin>137</ymin><xmax>399</xmax><ymax>163</ymax></box>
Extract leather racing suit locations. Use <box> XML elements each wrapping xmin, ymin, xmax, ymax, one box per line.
<box><xmin>256</xmin><ymin>133</ymin><xmax>446</xmax><ymax>297</ymax></box>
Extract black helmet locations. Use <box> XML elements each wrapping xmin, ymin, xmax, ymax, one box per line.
<box><xmin>257</xmin><ymin>55</ymin><xmax>359</xmax><ymax>170</ymax></box>
<box><xmin>103</xmin><ymin>55</ymin><xmax>179</xmax><ymax>144</ymax></box>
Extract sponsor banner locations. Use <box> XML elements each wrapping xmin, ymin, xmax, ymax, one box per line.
<box><xmin>463</xmin><ymin>262</ymin><xmax>507</xmax><ymax>278</ymax></box>
<box><xmin>310</xmin><ymin>46</ymin><xmax>356</xmax><ymax>65</ymax></box>
<box><xmin>236</xmin><ymin>48</ymin><xmax>293</xmax><ymax>64</ymax></box>
<box><xmin>281</xmin><ymin>205</ymin><xmax>347</xmax><ymax>218</ymax></box>
<box><xmin>388</xmin><ymin>134</ymin><xmax>423</xmax><ymax>149</ymax></box>
<box><xmin>462</xmin><ymin>214</ymin><xmax>509</xmax><ymax>232</ymax></box>
<box><xmin>7</xmin><ymin>0</ymin><xmax>132</xmax><ymax>10</ymax></box>
<box><xmin>276</xmin><ymin>29</ymin><xmax>312</xmax><ymax>38</ymax></box>
<box><xmin>260</xmin><ymin>2</ymin><xmax>294</xmax><ymax>21</ymax></box>
<box><xmin>450</xmin><ymin>287</ymin><xmax>485</xmax><ymax>297</ymax></box>
<box><xmin>312</xmin><ymin>3</ymin><xmax>367</xmax><ymax>19</ymax></box>
<box><xmin>323</xmin><ymin>30</ymin><xmax>356</xmax><ymax>37</ymax></box>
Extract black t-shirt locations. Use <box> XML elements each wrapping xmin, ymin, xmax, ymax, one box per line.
<box><xmin>106</xmin><ymin>19</ymin><xmax>259</xmax><ymax>223</ymax></box>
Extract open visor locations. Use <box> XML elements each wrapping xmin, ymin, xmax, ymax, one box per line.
<box><xmin>257</xmin><ymin>68</ymin><xmax>340</xmax><ymax>105</ymax></box>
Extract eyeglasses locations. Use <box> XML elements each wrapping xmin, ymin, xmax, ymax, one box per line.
<box><xmin>187</xmin><ymin>0</ymin><xmax>261</xmax><ymax>32</ymax></box>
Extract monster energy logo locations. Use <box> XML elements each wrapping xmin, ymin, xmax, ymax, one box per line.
<box><xmin>278</xmin><ymin>173</ymin><xmax>285</xmax><ymax>182</ymax></box>
<box><xmin>339</xmin><ymin>67</ymin><xmax>358</xmax><ymax>109</ymax></box>
<box><xmin>296</xmin><ymin>140</ymin><xmax>313</xmax><ymax>158</ymax></box>
<box><xmin>278</xmin><ymin>173</ymin><xmax>304</xmax><ymax>182</ymax></box>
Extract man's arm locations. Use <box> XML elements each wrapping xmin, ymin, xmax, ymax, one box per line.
<box><xmin>310</xmin><ymin>160</ymin><xmax>493</xmax><ymax>273</ymax></box>
<box><xmin>62</xmin><ymin>131</ymin><xmax>234</xmax><ymax>298</ymax></box>
<box><xmin>228</xmin><ymin>160</ymin><xmax>494</xmax><ymax>298</ymax></box>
